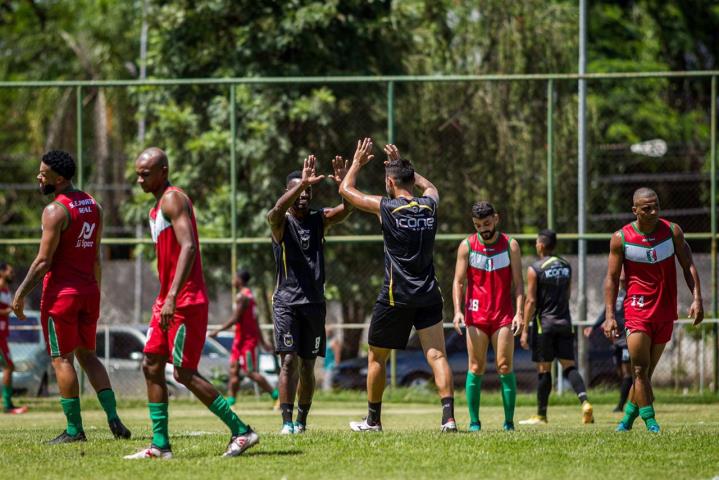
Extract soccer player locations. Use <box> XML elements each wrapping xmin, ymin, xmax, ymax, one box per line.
<box><xmin>519</xmin><ymin>229</ymin><xmax>594</xmax><ymax>425</ymax></box>
<box><xmin>452</xmin><ymin>201</ymin><xmax>524</xmax><ymax>432</ymax></box>
<box><xmin>585</xmin><ymin>273</ymin><xmax>631</xmax><ymax>412</ymax></box>
<box><xmin>605</xmin><ymin>187</ymin><xmax>703</xmax><ymax>433</ymax></box>
<box><xmin>12</xmin><ymin>150</ymin><xmax>130</xmax><ymax>442</ymax></box>
<box><xmin>267</xmin><ymin>154</ymin><xmax>352</xmax><ymax>434</ymax></box>
<box><xmin>125</xmin><ymin>147</ymin><xmax>257</xmax><ymax>459</ymax></box>
<box><xmin>209</xmin><ymin>269</ymin><xmax>279</xmax><ymax>407</ymax></box>
<box><xmin>340</xmin><ymin>139</ymin><xmax>456</xmax><ymax>433</ymax></box>
<box><xmin>1</xmin><ymin>263</ymin><xmax>28</xmax><ymax>414</ymax></box>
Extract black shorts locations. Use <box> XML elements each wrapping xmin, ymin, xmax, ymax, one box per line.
<box><xmin>273</xmin><ymin>302</ymin><xmax>326</xmax><ymax>359</ymax></box>
<box><xmin>531</xmin><ymin>328</ymin><xmax>575</xmax><ymax>363</ymax></box>
<box><xmin>368</xmin><ymin>301</ymin><xmax>443</xmax><ymax>350</ymax></box>
<box><xmin>613</xmin><ymin>344</ymin><xmax>630</xmax><ymax>366</ymax></box>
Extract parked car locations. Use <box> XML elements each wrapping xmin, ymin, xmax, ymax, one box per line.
<box><xmin>4</xmin><ymin>312</ymin><xmax>53</xmax><ymax>396</ymax></box>
<box><xmin>212</xmin><ymin>331</ymin><xmax>280</xmax><ymax>391</ymax></box>
<box><xmin>94</xmin><ymin>325</ymin><xmax>231</xmax><ymax>397</ymax></box>
<box><xmin>333</xmin><ymin>327</ymin><xmax>617</xmax><ymax>391</ymax></box>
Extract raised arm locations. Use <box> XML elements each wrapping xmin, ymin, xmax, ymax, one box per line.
<box><xmin>323</xmin><ymin>155</ymin><xmax>353</xmax><ymax>232</ymax></box>
<box><xmin>267</xmin><ymin>155</ymin><xmax>325</xmax><ymax>242</ymax></box>
<box><xmin>452</xmin><ymin>240</ymin><xmax>469</xmax><ymax>335</ymax></box>
<box><xmin>159</xmin><ymin>190</ymin><xmax>198</xmax><ymax>331</ymax></box>
<box><xmin>521</xmin><ymin>266</ymin><xmax>537</xmax><ymax>349</ymax></box>
<box><xmin>672</xmin><ymin>224</ymin><xmax>704</xmax><ymax>325</ymax></box>
<box><xmin>210</xmin><ymin>293</ymin><xmax>249</xmax><ymax>337</ymax></box>
<box><xmin>509</xmin><ymin>238</ymin><xmax>525</xmax><ymax>336</ymax></box>
<box><xmin>603</xmin><ymin>232</ymin><xmax>624</xmax><ymax>338</ymax></box>
<box><xmin>12</xmin><ymin>203</ymin><xmax>67</xmax><ymax>320</ymax></box>
<box><xmin>383</xmin><ymin>144</ymin><xmax>439</xmax><ymax>203</ymax></box>
<box><xmin>338</xmin><ymin>138</ymin><xmax>383</xmax><ymax>215</ymax></box>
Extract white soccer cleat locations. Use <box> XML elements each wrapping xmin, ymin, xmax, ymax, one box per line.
<box><xmin>293</xmin><ymin>423</ymin><xmax>306</xmax><ymax>434</ymax></box>
<box><xmin>440</xmin><ymin>418</ymin><xmax>458</xmax><ymax>433</ymax></box>
<box><xmin>349</xmin><ymin>418</ymin><xmax>382</xmax><ymax>432</ymax></box>
<box><xmin>223</xmin><ymin>428</ymin><xmax>259</xmax><ymax>457</ymax></box>
<box><xmin>123</xmin><ymin>445</ymin><xmax>173</xmax><ymax>460</ymax></box>
<box><xmin>279</xmin><ymin>422</ymin><xmax>295</xmax><ymax>435</ymax></box>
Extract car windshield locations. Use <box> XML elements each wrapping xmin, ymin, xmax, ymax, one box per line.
<box><xmin>203</xmin><ymin>338</ymin><xmax>228</xmax><ymax>356</ymax></box>
<box><xmin>8</xmin><ymin>315</ymin><xmax>40</xmax><ymax>343</ymax></box>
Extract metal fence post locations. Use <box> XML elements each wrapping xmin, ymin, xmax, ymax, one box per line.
<box><xmin>577</xmin><ymin>0</ymin><xmax>589</xmax><ymax>383</ymax></box>
<box><xmin>711</xmin><ymin>75</ymin><xmax>718</xmax><ymax>392</ymax></box>
<box><xmin>547</xmin><ymin>79</ymin><xmax>555</xmax><ymax>230</ymax></box>
<box><xmin>230</xmin><ymin>84</ymin><xmax>238</xmax><ymax>298</ymax></box>
<box><xmin>76</xmin><ymin>86</ymin><xmax>83</xmax><ymax>189</ymax></box>
<box><xmin>387</xmin><ymin>80</ymin><xmax>397</xmax><ymax>390</ymax></box>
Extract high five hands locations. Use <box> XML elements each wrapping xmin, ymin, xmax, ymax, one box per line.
<box><xmin>352</xmin><ymin>137</ymin><xmax>375</xmax><ymax>166</ymax></box>
<box><xmin>328</xmin><ymin>155</ymin><xmax>349</xmax><ymax>186</ymax></box>
<box><xmin>301</xmin><ymin>155</ymin><xmax>325</xmax><ymax>186</ymax></box>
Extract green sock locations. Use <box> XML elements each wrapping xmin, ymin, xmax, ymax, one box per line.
<box><xmin>465</xmin><ymin>372</ymin><xmax>482</xmax><ymax>424</ymax></box>
<box><xmin>59</xmin><ymin>397</ymin><xmax>83</xmax><ymax>436</ymax></box>
<box><xmin>499</xmin><ymin>373</ymin><xmax>517</xmax><ymax>424</ymax></box>
<box><xmin>271</xmin><ymin>388</ymin><xmax>279</xmax><ymax>401</ymax></box>
<box><xmin>209</xmin><ymin>395</ymin><xmax>248</xmax><ymax>436</ymax></box>
<box><xmin>226</xmin><ymin>396</ymin><xmax>236</xmax><ymax>407</ymax></box>
<box><xmin>148</xmin><ymin>402</ymin><xmax>170</xmax><ymax>449</ymax></box>
<box><xmin>639</xmin><ymin>405</ymin><xmax>659</xmax><ymax>429</ymax></box>
<box><xmin>97</xmin><ymin>389</ymin><xmax>119</xmax><ymax>422</ymax></box>
<box><xmin>2</xmin><ymin>384</ymin><xmax>13</xmax><ymax>410</ymax></box>
<box><xmin>621</xmin><ymin>402</ymin><xmax>639</xmax><ymax>427</ymax></box>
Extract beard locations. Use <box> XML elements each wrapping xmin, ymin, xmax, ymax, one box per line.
<box><xmin>40</xmin><ymin>184</ymin><xmax>56</xmax><ymax>195</ymax></box>
<box><xmin>479</xmin><ymin>228</ymin><xmax>496</xmax><ymax>240</ymax></box>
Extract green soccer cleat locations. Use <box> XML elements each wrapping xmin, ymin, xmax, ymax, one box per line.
<box><xmin>503</xmin><ymin>421</ymin><xmax>515</xmax><ymax>432</ymax></box>
<box><xmin>615</xmin><ymin>422</ymin><xmax>631</xmax><ymax>432</ymax></box>
<box><xmin>279</xmin><ymin>422</ymin><xmax>294</xmax><ymax>435</ymax></box>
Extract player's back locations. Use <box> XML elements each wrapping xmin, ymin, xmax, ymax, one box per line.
<box><xmin>532</xmin><ymin>256</ymin><xmax>572</xmax><ymax>331</ymax></box>
<box><xmin>378</xmin><ymin>196</ymin><xmax>441</xmax><ymax>307</ymax></box>
<box><xmin>43</xmin><ymin>190</ymin><xmax>101</xmax><ymax>297</ymax></box>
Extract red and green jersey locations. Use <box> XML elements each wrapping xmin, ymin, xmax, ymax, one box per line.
<box><xmin>234</xmin><ymin>287</ymin><xmax>260</xmax><ymax>345</ymax></box>
<box><xmin>620</xmin><ymin>218</ymin><xmax>677</xmax><ymax>323</ymax></box>
<box><xmin>42</xmin><ymin>190</ymin><xmax>101</xmax><ymax>297</ymax></box>
<box><xmin>148</xmin><ymin>186</ymin><xmax>208</xmax><ymax>307</ymax></box>
<box><xmin>464</xmin><ymin>232</ymin><xmax>514</xmax><ymax>325</ymax></box>
<box><xmin>0</xmin><ymin>286</ymin><xmax>10</xmax><ymax>339</ymax></box>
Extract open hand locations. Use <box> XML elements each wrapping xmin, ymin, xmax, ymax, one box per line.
<box><xmin>383</xmin><ymin>144</ymin><xmax>401</xmax><ymax>166</ymax></box>
<box><xmin>302</xmin><ymin>155</ymin><xmax>325</xmax><ymax>186</ymax></box>
<box><xmin>329</xmin><ymin>155</ymin><xmax>349</xmax><ymax>185</ymax></box>
<box><xmin>352</xmin><ymin>138</ymin><xmax>374</xmax><ymax>166</ymax></box>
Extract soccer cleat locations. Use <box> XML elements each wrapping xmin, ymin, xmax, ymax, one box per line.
<box><xmin>615</xmin><ymin>422</ymin><xmax>631</xmax><ymax>432</ymax></box>
<box><xmin>293</xmin><ymin>422</ymin><xmax>306</xmax><ymax>434</ymax></box>
<box><xmin>503</xmin><ymin>421</ymin><xmax>515</xmax><ymax>431</ymax></box>
<box><xmin>647</xmin><ymin>423</ymin><xmax>661</xmax><ymax>433</ymax></box>
<box><xmin>582</xmin><ymin>401</ymin><xmax>595</xmax><ymax>424</ymax></box>
<box><xmin>109</xmin><ymin>418</ymin><xmax>132</xmax><ymax>439</ymax></box>
<box><xmin>272</xmin><ymin>399</ymin><xmax>280</xmax><ymax>411</ymax></box>
<box><xmin>612</xmin><ymin>405</ymin><xmax>623</xmax><ymax>413</ymax></box>
<box><xmin>468</xmin><ymin>422</ymin><xmax>482</xmax><ymax>432</ymax></box>
<box><xmin>279</xmin><ymin>422</ymin><xmax>295</xmax><ymax>435</ymax></box>
<box><xmin>4</xmin><ymin>405</ymin><xmax>28</xmax><ymax>415</ymax></box>
<box><xmin>223</xmin><ymin>428</ymin><xmax>259</xmax><ymax>457</ymax></box>
<box><xmin>47</xmin><ymin>430</ymin><xmax>87</xmax><ymax>445</ymax></box>
<box><xmin>349</xmin><ymin>418</ymin><xmax>382</xmax><ymax>432</ymax></box>
<box><xmin>123</xmin><ymin>445</ymin><xmax>173</xmax><ymax>459</ymax></box>
<box><xmin>441</xmin><ymin>418</ymin><xmax>458</xmax><ymax>433</ymax></box>
<box><xmin>519</xmin><ymin>415</ymin><xmax>547</xmax><ymax>425</ymax></box>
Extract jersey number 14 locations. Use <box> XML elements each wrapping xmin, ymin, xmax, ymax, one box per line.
<box><xmin>630</xmin><ymin>295</ymin><xmax>645</xmax><ymax>308</ymax></box>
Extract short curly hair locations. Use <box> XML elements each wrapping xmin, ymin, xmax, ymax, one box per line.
<box><xmin>471</xmin><ymin>201</ymin><xmax>495</xmax><ymax>219</ymax></box>
<box><xmin>42</xmin><ymin>150</ymin><xmax>76</xmax><ymax>180</ymax></box>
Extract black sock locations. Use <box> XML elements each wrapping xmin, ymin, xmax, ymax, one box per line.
<box><xmin>296</xmin><ymin>403</ymin><xmax>311</xmax><ymax>426</ymax></box>
<box><xmin>564</xmin><ymin>367</ymin><xmax>588</xmax><ymax>404</ymax></box>
<box><xmin>367</xmin><ymin>402</ymin><xmax>382</xmax><ymax>426</ymax></box>
<box><xmin>441</xmin><ymin>397</ymin><xmax>454</xmax><ymax>424</ymax></box>
<box><xmin>280</xmin><ymin>403</ymin><xmax>293</xmax><ymax>424</ymax></box>
<box><xmin>618</xmin><ymin>376</ymin><xmax>632</xmax><ymax>409</ymax></box>
<box><xmin>537</xmin><ymin>372</ymin><xmax>551</xmax><ymax>417</ymax></box>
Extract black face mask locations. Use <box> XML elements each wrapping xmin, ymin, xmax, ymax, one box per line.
<box><xmin>40</xmin><ymin>184</ymin><xmax>56</xmax><ymax>195</ymax></box>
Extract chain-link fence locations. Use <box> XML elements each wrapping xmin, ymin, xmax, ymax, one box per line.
<box><xmin>0</xmin><ymin>72</ymin><xmax>717</xmax><ymax>398</ymax></box>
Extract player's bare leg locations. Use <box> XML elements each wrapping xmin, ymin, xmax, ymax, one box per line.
<box><xmin>227</xmin><ymin>362</ymin><xmax>241</xmax><ymax>405</ymax></box>
<box><xmin>492</xmin><ymin>326</ymin><xmax>517</xmax><ymax>430</ymax></box>
<box><xmin>47</xmin><ymin>353</ymin><xmax>86</xmax><ymax>444</ymax></box>
<box><xmin>278</xmin><ymin>352</ymin><xmax>300</xmax><ymax>433</ymax></box>
<box><xmin>417</xmin><ymin>321</ymin><xmax>456</xmax><ymax>432</ymax></box>
<box><xmin>2</xmin><ymin>360</ymin><xmax>27</xmax><ymax>414</ymax></box>
<box><xmin>350</xmin><ymin>346</ymin><xmax>389</xmax><ymax>432</ymax></box>
<box><xmin>247</xmin><ymin>371</ymin><xmax>275</xmax><ymax>396</ymax></box>
<box><xmin>620</xmin><ymin>338</ymin><xmax>665</xmax><ymax>432</ymax></box>
<box><xmin>294</xmin><ymin>357</ymin><xmax>316</xmax><ymax>432</ymax></box>
<box><xmin>465</xmin><ymin>326</ymin><xmax>490</xmax><ymax>431</ymax></box>
<box><xmin>75</xmin><ymin>347</ymin><xmax>130</xmax><ymax>438</ymax></box>
<box><xmin>521</xmin><ymin>361</ymin><xmax>552</xmax><ymax>425</ymax></box>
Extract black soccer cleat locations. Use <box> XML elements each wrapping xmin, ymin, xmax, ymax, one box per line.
<box><xmin>47</xmin><ymin>430</ymin><xmax>87</xmax><ymax>445</ymax></box>
<box><xmin>109</xmin><ymin>418</ymin><xmax>132</xmax><ymax>439</ymax></box>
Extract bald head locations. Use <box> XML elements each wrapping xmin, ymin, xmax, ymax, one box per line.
<box><xmin>633</xmin><ymin>187</ymin><xmax>658</xmax><ymax>205</ymax></box>
<box><xmin>136</xmin><ymin>147</ymin><xmax>168</xmax><ymax>169</ymax></box>
<box><xmin>135</xmin><ymin>147</ymin><xmax>169</xmax><ymax>195</ymax></box>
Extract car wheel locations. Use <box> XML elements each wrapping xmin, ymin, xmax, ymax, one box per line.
<box><xmin>402</xmin><ymin>373</ymin><xmax>432</xmax><ymax>388</ymax></box>
<box><xmin>36</xmin><ymin>372</ymin><xmax>49</xmax><ymax>397</ymax></box>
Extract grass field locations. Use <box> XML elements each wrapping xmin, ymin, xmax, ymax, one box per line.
<box><xmin>4</xmin><ymin>391</ymin><xmax>719</xmax><ymax>480</ymax></box>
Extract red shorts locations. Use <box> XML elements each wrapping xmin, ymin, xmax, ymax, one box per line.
<box><xmin>144</xmin><ymin>302</ymin><xmax>208</xmax><ymax>370</ymax></box>
<box><xmin>466</xmin><ymin>315</ymin><xmax>513</xmax><ymax>337</ymax></box>
<box><xmin>231</xmin><ymin>341</ymin><xmax>258</xmax><ymax>374</ymax></box>
<box><xmin>0</xmin><ymin>337</ymin><xmax>13</xmax><ymax>369</ymax></box>
<box><xmin>40</xmin><ymin>292</ymin><xmax>100</xmax><ymax>357</ymax></box>
<box><xmin>625</xmin><ymin>317</ymin><xmax>674</xmax><ymax>345</ymax></box>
